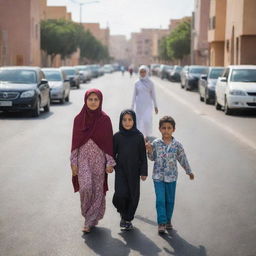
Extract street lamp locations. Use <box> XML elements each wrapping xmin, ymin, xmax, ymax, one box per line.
<box><xmin>69</xmin><ymin>0</ymin><xmax>100</xmax><ymax>24</ymax></box>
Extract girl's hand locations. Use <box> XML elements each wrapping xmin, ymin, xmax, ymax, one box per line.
<box><xmin>71</xmin><ymin>165</ymin><xmax>78</xmax><ymax>176</ymax></box>
<box><xmin>145</xmin><ymin>142</ymin><xmax>153</xmax><ymax>153</ymax></box>
<box><xmin>188</xmin><ymin>173</ymin><xmax>194</xmax><ymax>180</ymax></box>
<box><xmin>155</xmin><ymin>107</ymin><xmax>158</xmax><ymax>114</ymax></box>
<box><xmin>106</xmin><ymin>166</ymin><xmax>113</xmax><ymax>173</ymax></box>
<box><xmin>140</xmin><ymin>176</ymin><xmax>147</xmax><ymax>181</ymax></box>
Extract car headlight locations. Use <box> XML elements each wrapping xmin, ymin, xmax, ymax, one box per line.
<box><xmin>20</xmin><ymin>90</ymin><xmax>35</xmax><ymax>98</ymax></box>
<box><xmin>229</xmin><ymin>90</ymin><xmax>246</xmax><ymax>96</ymax></box>
<box><xmin>208</xmin><ymin>81</ymin><xmax>216</xmax><ymax>89</ymax></box>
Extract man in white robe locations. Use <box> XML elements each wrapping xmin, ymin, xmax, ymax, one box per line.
<box><xmin>131</xmin><ymin>65</ymin><xmax>158</xmax><ymax>137</ymax></box>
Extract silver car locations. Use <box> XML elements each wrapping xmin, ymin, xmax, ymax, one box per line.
<box><xmin>42</xmin><ymin>68</ymin><xmax>70</xmax><ymax>104</ymax></box>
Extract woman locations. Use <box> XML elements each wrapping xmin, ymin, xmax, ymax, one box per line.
<box><xmin>131</xmin><ymin>65</ymin><xmax>158</xmax><ymax>137</ymax></box>
<box><xmin>70</xmin><ymin>88</ymin><xmax>115</xmax><ymax>233</ymax></box>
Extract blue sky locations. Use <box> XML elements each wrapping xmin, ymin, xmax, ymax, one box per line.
<box><xmin>47</xmin><ymin>0</ymin><xmax>194</xmax><ymax>38</ymax></box>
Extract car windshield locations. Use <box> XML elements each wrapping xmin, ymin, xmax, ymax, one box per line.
<box><xmin>209</xmin><ymin>68</ymin><xmax>224</xmax><ymax>79</ymax></box>
<box><xmin>230</xmin><ymin>69</ymin><xmax>256</xmax><ymax>82</ymax></box>
<box><xmin>44</xmin><ymin>71</ymin><xmax>61</xmax><ymax>81</ymax></box>
<box><xmin>62</xmin><ymin>69</ymin><xmax>75</xmax><ymax>75</ymax></box>
<box><xmin>0</xmin><ymin>69</ymin><xmax>37</xmax><ymax>84</ymax></box>
<box><xmin>190</xmin><ymin>67</ymin><xmax>208</xmax><ymax>74</ymax></box>
<box><xmin>175</xmin><ymin>66</ymin><xmax>182</xmax><ymax>71</ymax></box>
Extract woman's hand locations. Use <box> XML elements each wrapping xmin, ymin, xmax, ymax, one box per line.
<box><xmin>140</xmin><ymin>176</ymin><xmax>147</xmax><ymax>181</ymax></box>
<box><xmin>71</xmin><ymin>165</ymin><xmax>78</xmax><ymax>176</ymax></box>
<box><xmin>188</xmin><ymin>173</ymin><xmax>194</xmax><ymax>180</ymax></box>
<box><xmin>106</xmin><ymin>166</ymin><xmax>113</xmax><ymax>173</ymax></box>
<box><xmin>155</xmin><ymin>107</ymin><xmax>158</xmax><ymax>114</ymax></box>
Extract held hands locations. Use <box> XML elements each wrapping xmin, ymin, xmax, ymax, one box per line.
<box><xmin>140</xmin><ymin>176</ymin><xmax>147</xmax><ymax>181</ymax></box>
<box><xmin>71</xmin><ymin>165</ymin><xmax>78</xmax><ymax>176</ymax></box>
<box><xmin>145</xmin><ymin>141</ymin><xmax>153</xmax><ymax>153</ymax></box>
<box><xmin>188</xmin><ymin>173</ymin><xmax>195</xmax><ymax>180</ymax></box>
<box><xmin>105</xmin><ymin>166</ymin><xmax>114</xmax><ymax>173</ymax></box>
<box><xmin>155</xmin><ymin>107</ymin><xmax>158</xmax><ymax>114</ymax></box>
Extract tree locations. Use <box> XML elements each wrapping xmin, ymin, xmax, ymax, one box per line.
<box><xmin>158</xmin><ymin>37</ymin><xmax>171</xmax><ymax>61</ymax></box>
<box><xmin>166</xmin><ymin>20</ymin><xmax>191</xmax><ymax>60</ymax></box>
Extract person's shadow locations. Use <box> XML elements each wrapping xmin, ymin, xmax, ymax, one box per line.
<box><xmin>82</xmin><ymin>227</ymin><xmax>130</xmax><ymax>256</ymax></box>
<box><xmin>119</xmin><ymin>227</ymin><xmax>162</xmax><ymax>256</ymax></box>
<box><xmin>135</xmin><ymin>215</ymin><xmax>207</xmax><ymax>256</ymax></box>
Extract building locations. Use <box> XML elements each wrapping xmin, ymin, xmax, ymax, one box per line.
<box><xmin>191</xmin><ymin>0</ymin><xmax>210</xmax><ymax>65</ymax></box>
<box><xmin>0</xmin><ymin>0</ymin><xmax>41</xmax><ymax>66</ymax></box>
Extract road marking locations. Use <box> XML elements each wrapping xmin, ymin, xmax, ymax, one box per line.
<box><xmin>154</xmin><ymin>79</ymin><xmax>256</xmax><ymax>151</ymax></box>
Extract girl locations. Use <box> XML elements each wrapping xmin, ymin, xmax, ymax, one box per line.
<box><xmin>112</xmin><ymin>109</ymin><xmax>148</xmax><ymax>230</ymax></box>
<box><xmin>131</xmin><ymin>65</ymin><xmax>158</xmax><ymax>137</ymax></box>
<box><xmin>70</xmin><ymin>89</ymin><xmax>116</xmax><ymax>233</ymax></box>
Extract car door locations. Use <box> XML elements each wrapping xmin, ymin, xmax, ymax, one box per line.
<box><xmin>217</xmin><ymin>68</ymin><xmax>229</xmax><ymax>106</ymax></box>
<box><xmin>38</xmin><ymin>70</ymin><xmax>48</xmax><ymax>106</ymax></box>
<box><xmin>62</xmin><ymin>71</ymin><xmax>70</xmax><ymax>97</ymax></box>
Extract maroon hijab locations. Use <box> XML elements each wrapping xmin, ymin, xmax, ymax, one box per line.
<box><xmin>71</xmin><ymin>88</ymin><xmax>113</xmax><ymax>157</ymax></box>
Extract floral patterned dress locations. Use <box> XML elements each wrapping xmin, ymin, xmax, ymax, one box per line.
<box><xmin>70</xmin><ymin>139</ymin><xmax>116</xmax><ymax>227</ymax></box>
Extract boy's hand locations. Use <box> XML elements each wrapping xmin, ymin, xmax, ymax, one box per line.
<box><xmin>188</xmin><ymin>173</ymin><xmax>194</xmax><ymax>180</ymax></box>
<box><xmin>71</xmin><ymin>165</ymin><xmax>78</xmax><ymax>176</ymax></box>
<box><xmin>155</xmin><ymin>107</ymin><xmax>158</xmax><ymax>114</ymax></box>
<box><xmin>140</xmin><ymin>176</ymin><xmax>147</xmax><ymax>181</ymax></box>
<box><xmin>145</xmin><ymin>142</ymin><xmax>153</xmax><ymax>153</ymax></box>
<box><xmin>106</xmin><ymin>166</ymin><xmax>113</xmax><ymax>173</ymax></box>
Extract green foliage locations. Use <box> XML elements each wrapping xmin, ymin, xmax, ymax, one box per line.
<box><xmin>158</xmin><ymin>37</ymin><xmax>171</xmax><ymax>61</ymax></box>
<box><xmin>41</xmin><ymin>19</ymin><xmax>109</xmax><ymax>63</ymax></box>
<box><xmin>166</xmin><ymin>20</ymin><xmax>191</xmax><ymax>60</ymax></box>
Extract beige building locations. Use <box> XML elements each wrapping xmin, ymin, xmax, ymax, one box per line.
<box><xmin>191</xmin><ymin>0</ymin><xmax>210</xmax><ymax>65</ymax></box>
<box><xmin>82</xmin><ymin>23</ymin><xmax>110</xmax><ymax>47</ymax></box>
<box><xmin>0</xmin><ymin>0</ymin><xmax>41</xmax><ymax>66</ymax></box>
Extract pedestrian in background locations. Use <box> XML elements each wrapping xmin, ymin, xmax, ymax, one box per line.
<box><xmin>112</xmin><ymin>109</ymin><xmax>148</xmax><ymax>231</ymax></box>
<box><xmin>70</xmin><ymin>88</ymin><xmax>116</xmax><ymax>233</ymax></box>
<box><xmin>146</xmin><ymin>116</ymin><xmax>194</xmax><ymax>234</ymax></box>
<box><xmin>131</xmin><ymin>65</ymin><xmax>158</xmax><ymax>138</ymax></box>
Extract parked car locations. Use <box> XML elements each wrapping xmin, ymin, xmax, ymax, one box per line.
<box><xmin>103</xmin><ymin>64</ymin><xmax>114</xmax><ymax>73</ymax></box>
<box><xmin>182</xmin><ymin>66</ymin><xmax>209</xmax><ymax>90</ymax></box>
<box><xmin>215</xmin><ymin>65</ymin><xmax>256</xmax><ymax>115</ymax></box>
<box><xmin>88</xmin><ymin>65</ymin><xmax>100</xmax><ymax>78</ymax></box>
<box><xmin>198</xmin><ymin>67</ymin><xmax>224</xmax><ymax>104</ymax></box>
<box><xmin>0</xmin><ymin>66</ymin><xmax>50</xmax><ymax>117</ymax></box>
<box><xmin>167</xmin><ymin>65</ymin><xmax>183</xmax><ymax>82</ymax></box>
<box><xmin>74</xmin><ymin>65</ymin><xmax>92</xmax><ymax>83</ymax></box>
<box><xmin>159</xmin><ymin>65</ymin><xmax>173</xmax><ymax>79</ymax></box>
<box><xmin>150</xmin><ymin>64</ymin><xmax>161</xmax><ymax>76</ymax></box>
<box><xmin>42</xmin><ymin>68</ymin><xmax>70</xmax><ymax>104</ymax></box>
<box><xmin>180</xmin><ymin>65</ymin><xmax>189</xmax><ymax>88</ymax></box>
<box><xmin>60</xmin><ymin>67</ymin><xmax>80</xmax><ymax>89</ymax></box>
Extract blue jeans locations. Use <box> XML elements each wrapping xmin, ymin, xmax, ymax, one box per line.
<box><xmin>154</xmin><ymin>180</ymin><xmax>176</xmax><ymax>224</ymax></box>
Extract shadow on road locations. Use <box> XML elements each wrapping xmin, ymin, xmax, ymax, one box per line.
<box><xmin>119</xmin><ymin>227</ymin><xmax>162</xmax><ymax>256</ymax></box>
<box><xmin>82</xmin><ymin>227</ymin><xmax>130</xmax><ymax>256</ymax></box>
<box><xmin>0</xmin><ymin>110</ymin><xmax>53</xmax><ymax>120</ymax></box>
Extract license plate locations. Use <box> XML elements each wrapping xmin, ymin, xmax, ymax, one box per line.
<box><xmin>0</xmin><ymin>101</ymin><xmax>12</xmax><ymax>106</ymax></box>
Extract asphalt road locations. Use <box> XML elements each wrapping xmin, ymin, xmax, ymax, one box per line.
<box><xmin>0</xmin><ymin>72</ymin><xmax>256</xmax><ymax>256</ymax></box>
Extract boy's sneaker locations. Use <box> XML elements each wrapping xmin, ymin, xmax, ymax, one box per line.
<box><xmin>120</xmin><ymin>218</ymin><xmax>126</xmax><ymax>228</ymax></box>
<box><xmin>121</xmin><ymin>221</ymin><xmax>133</xmax><ymax>231</ymax></box>
<box><xmin>166</xmin><ymin>221</ymin><xmax>173</xmax><ymax>230</ymax></box>
<box><xmin>158</xmin><ymin>224</ymin><xmax>166</xmax><ymax>234</ymax></box>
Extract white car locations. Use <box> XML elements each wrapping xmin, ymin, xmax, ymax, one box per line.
<box><xmin>215</xmin><ymin>65</ymin><xmax>256</xmax><ymax>115</ymax></box>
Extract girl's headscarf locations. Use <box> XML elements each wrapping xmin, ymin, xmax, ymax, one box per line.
<box><xmin>139</xmin><ymin>65</ymin><xmax>149</xmax><ymax>80</ymax></box>
<box><xmin>119</xmin><ymin>109</ymin><xmax>142</xmax><ymax>136</ymax></box>
<box><xmin>71</xmin><ymin>88</ymin><xmax>113</xmax><ymax>157</ymax></box>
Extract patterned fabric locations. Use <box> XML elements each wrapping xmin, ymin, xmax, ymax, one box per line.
<box><xmin>148</xmin><ymin>138</ymin><xmax>192</xmax><ymax>183</ymax></box>
<box><xmin>70</xmin><ymin>139</ymin><xmax>115</xmax><ymax>227</ymax></box>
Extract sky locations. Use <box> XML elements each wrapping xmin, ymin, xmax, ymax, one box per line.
<box><xmin>47</xmin><ymin>0</ymin><xmax>195</xmax><ymax>38</ymax></box>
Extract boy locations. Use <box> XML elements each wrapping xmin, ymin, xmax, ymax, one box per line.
<box><xmin>146</xmin><ymin>116</ymin><xmax>194</xmax><ymax>234</ymax></box>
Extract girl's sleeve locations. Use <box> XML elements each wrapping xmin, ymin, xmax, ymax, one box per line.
<box><xmin>131</xmin><ymin>84</ymin><xmax>137</xmax><ymax>110</ymax></box>
<box><xmin>106</xmin><ymin>154</ymin><xmax>116</xmax><ymax>168</ymax></box>
<box><xmin>150</xmin><ymin>82</ymin><xmax>158</xmax><ymax>108</ymax></box>
<box><xmin>139</xmin><ymin>136</ymin><xmax>148</xmax><ymax>176</ymax></box>
<box><xmin>70</xmin><ymin>149</ymin><xmax>78</xmax><ymax>167</ymax></box>
<box><xmin>177</xmin><ymin>143</ymin><xmax>192</xmax><ymax>174</ymax></box>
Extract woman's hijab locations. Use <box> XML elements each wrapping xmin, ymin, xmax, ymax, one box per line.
<box><xmin>138</xmin><ymin>65</ymin><xmax>152</xmax><ymax>89</ymax></box>
<box><xmin>71</xmin><ymin>88</ymin><xmax>113</xmax><ymax>157</ymax></box>
<box><xmin>119</xmin><ymin>109</ymin><xmax>142</xmax><ymax>136</ymax></box>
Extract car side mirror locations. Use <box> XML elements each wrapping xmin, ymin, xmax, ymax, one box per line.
<box><xmin>40</xmin><ymin>79</ymin><xmax>48</xmax><ymax>85</ymax></box>
<box><xmin>64</xmin><ymin>79</ymin><xmax>70</xmax><ymax>82</ymax></box>
<box><xmin>219</xmin><ymin>77</ymin><xmax>227</xmax><ymax>82</ymax></box>
<box><xmin>201</xmin><ymin>75</ymin><xmax>207</xmax><ymax>80</ymax></box>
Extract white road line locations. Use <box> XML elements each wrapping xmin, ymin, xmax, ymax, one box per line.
<box><xmin>154</xmin><ymin>79</ymin><xmax>256</xmax><ymax>151</ymax></box>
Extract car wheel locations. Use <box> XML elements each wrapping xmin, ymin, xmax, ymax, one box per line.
<box><xmin>205</xmin><ymin>90</ymin><xmax>210</xmax><ymax>104</ymax></box>
<box><xmin>65</xmin><ymin>94</ymin><xmax>69</xmax><ymax>102</ymax></box>
<box><xmin>44</xmin><ymin>96</ymin><xmax>50</xmax><ymax>112</ymax></box>
<box><xmin>199</xmin><ymin>91</ymin><xmax>204</xmax><ymax>102</ymax></box>
<box><xmin>185</xmin><ymin>80</ymin><xmax>189</xmax><ymax>91</ymax></box>
<box><xmin>31</xmin><ymin>98</ymin><xmax>40</xmax><ymax>117</ymax></box>
<box><xmin>224</xmin><ymin>97</ymin><xmax>233</xmax><ymax>115</ymax></box>
<box><xmin>60</xmin><ymin>94</ymin><xmax>65</xmax><ymax>104</ymax></box>
<box><xmin>215</xmin><ymin>98</ymin><xmax>221</xmax><ymax>110</ymax></box>
<box><xmin>76</xmin><ymin>84</ymin><xmax>80</xmax><ymax>89</ymax></box>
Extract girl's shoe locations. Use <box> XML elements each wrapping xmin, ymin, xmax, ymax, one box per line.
<box><xmin>121</xmin><ymin>221</ymin><xmax>133</xmax><ymax>231</ymax></box>
<box><xmin>120</xmin><ymin>218</ymin><xmax>126</xmax><ymax>228</ymax></box>
<box><xmin>166</xmin><ymin>221</ymin><xmax>173</xmax><ymax>230</ymax></box>
<box><xmin>158</xmin><ymin>224</ymin><xmax>166</xmax><ymax>234</ymax></box>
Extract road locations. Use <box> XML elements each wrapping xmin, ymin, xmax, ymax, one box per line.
<box><xmin>0</xmin><ymin>72</ymin><xmax>256</xmax><ymax>256</ymax></box>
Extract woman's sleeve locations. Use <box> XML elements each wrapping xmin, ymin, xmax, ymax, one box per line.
<box><xmin>139</xmin><ymin>135</ymin><xmax>148</xmax><ymax>176</ymax></box>
<box><xmin>70</xmin><ymin>149</ymin><xmax>78</xmax><ymax>167</ymax></box>
<box><xmin>106</xmin><ymin>154</ymin><xmax>116</xmax><ymax>167</ymax></box>
<box><xmin>131</xmin><ymin>84</ymin><xmax>137</xmax><ymax>110</ymax></box>
<box><xmin>150</xmin><ymin>82</ymin><xmax>158</xmax><ymax>108</ymax></box>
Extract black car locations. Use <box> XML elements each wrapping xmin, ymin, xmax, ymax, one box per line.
<box><xmin>0</xmin><ymin>67</ymin><xmax>50</xmax><ymax>117</ymax></box>
<box><xmin>60</xmin><ymin>67</ymin><xmax>80</xmax><ymax>89</ymax></box>
<box><xmin>183</xmin><ymin>66</ymin><xmax>209</xmax><ymax>91</ymax></box>
<box><xmin>167</xmin><ymin>65</ymin><xmax>182</xmax><ymax>82</ymax></box>
<box><xmin>198</xmin><ymin>67</ymin><xmax>224</xmax><ymax>104</ymax></box>
<box><xmin>159</xmin><ymin>65</ymin><xmax>173</xmax><ymax>79</ymax></box>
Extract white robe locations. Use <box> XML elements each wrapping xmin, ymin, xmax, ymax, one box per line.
<box><xmin>131</xmin><ymin>78</ymin><xmax>157</xmax><ymax>136</ymax></box>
